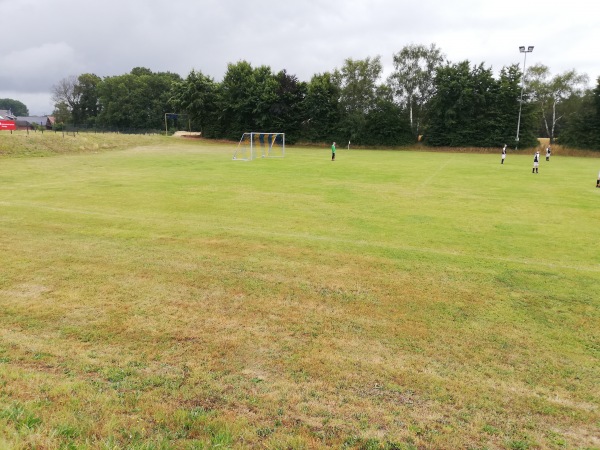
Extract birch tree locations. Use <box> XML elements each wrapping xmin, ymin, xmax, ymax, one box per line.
<box><xmin>387</xmin><ymin>43</ymin><xmax>445</xmax><ymax>137</ymax></box>
<box><xmin>527</xmin><ymin>64</ymin><xmax>589</xmax><ymax>143</ymax></box>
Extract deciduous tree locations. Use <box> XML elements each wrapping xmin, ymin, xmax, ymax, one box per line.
<box><xmin>72</xmin><ymin>74</ymin><xmax>102</xmax><ymax>125</ymax></box>
<box><xmin>426</xmin><ymin>61</ymin><xmax>537</xmax><ymax>148</ymax></box>
<box><xmin>527</xmin><ymin>64</ymin><xmax>589</xmax><ymax>143</ymax></box>
<box><xmin>218</xmin><ymin>61</ymin><xmax>278</xmax><ymax>139</ymax></box>
<box><xmin>364</xmin><ymin>85</ymin><xmax>414</xmax><ymax>146</ymax></box>
<box><xmin>52</xmin><ymin>101</ymin><xmax>70</xmax><ymax>124</ymax></box>
<box><xmin>51</xmin><ymin>75</ymin><xmax>78</xmax><ymax>121</ymax></box>
<box><xmin>269</xmin><ymin>70</ymin><xmax>307</xmax><ymax>143</ymax></box>
<box><xmin>558</xmin><ymin>77</ymin><xmax>600</xmax><ymax>149</ymax></box>
<box><xmin>388</xmin><ymin>43</ymin><xmax>445</xmax><ymax>137</ymax></box>
<box><xmin>52</xmin><ymin>74</ymin><xmax>102</xmax><ymax>125</ymax></box>
<box><xmin>170</xmin><ymin>69</ymin><xmax>220</xmax><ymax>137</ymax></box>
<box><xmin>96</xmin><ymin>68</ymin><xmax>181</xmax><ymax>129</ymax></box>
<box><xmin>0</xmin><ymin>98</ymin><xmax>29</xmax><ymax>116</ymax></box>
<box><xmin>334</xmin><ymin>56</ymin><xmax>383</xmax><ymax>144</ymax></box>
<box><xmin>301</xmin><ymin>72</ymin><xmax>340</xmax><ymax>143</ymax></box>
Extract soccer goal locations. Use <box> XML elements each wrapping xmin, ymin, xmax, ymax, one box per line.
<box><xmin>233</xmin><ymin>132</ymin><xmax>285</xmax><ymax>161</ymax></box>
<box><xmin>164</xmin><ymin>112</ymin><xmax>191</xmax><ymax>135</ymax></box>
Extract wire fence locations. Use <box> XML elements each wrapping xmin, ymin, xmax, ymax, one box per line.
<box><xmin>6</xmin><ymin>124</ymin><xmax>166</xmax><ymax>136</ymax></box>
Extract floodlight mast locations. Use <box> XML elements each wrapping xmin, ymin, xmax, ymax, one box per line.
<box><xmin>515</xmin><ymin>45</ymin><xmax>534</xmax><ymax>150</ymax></box>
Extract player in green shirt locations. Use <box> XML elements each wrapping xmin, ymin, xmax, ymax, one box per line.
<box><xmin>331</xmin><ymin>142</ymin><xmax>336</xmax><ymax>161</ymax></box>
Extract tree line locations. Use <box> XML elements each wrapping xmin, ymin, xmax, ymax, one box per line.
<box><xmin>42</xmin><ymin>43</ymin><xmax>600</xmax><ymax>149</ymax></box>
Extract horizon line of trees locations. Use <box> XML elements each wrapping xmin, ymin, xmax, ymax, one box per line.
<box><xmin>6</xmin><ymin>43</ymin><xmax>598</xmax><ymax>150</ymax></box>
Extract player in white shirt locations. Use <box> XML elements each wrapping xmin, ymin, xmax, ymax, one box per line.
<box><xmin>532</xmin><ymin>151</ymin><xmax>540</xmax><ymax>173</ymax></box>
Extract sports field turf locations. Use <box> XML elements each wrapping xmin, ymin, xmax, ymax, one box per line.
<box><xmin>0</xmin><ymin>136</ymin><xmax>598</xmax><ymax>448</ymax></box>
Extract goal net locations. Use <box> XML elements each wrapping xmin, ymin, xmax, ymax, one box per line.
<box><xmin>233</xmin><ymin>132</ymin><xmax>285</xmax><ymax>161</ymax></box>
<box><xmin>164</xmin><ymin>113</ymin><xmax>191</xmax><ymax>135</ymax></box>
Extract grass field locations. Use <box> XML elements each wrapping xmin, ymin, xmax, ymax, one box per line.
<box><xmin>0</xmin><ymin>133</ymin><xmax>599</xmax><ymax>449</ymax></box>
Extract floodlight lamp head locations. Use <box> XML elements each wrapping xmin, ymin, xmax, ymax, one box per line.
<box><xmin>527</xmin><ymin>46</ymin><xmax>534</xmax><ymax>52</ymax></box>
<box><xmin>519</xmin><ymin>46</ymin><xmax>525</xmax><ymax>52</ymax></box>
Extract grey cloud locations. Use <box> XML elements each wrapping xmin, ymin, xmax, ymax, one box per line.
<box><xmin>1</xmin><ymin>0</ymin><xmax>598</xmax><ymax>115</ymax></box>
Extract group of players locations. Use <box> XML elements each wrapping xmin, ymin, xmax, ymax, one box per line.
<box><xmin>500</xmin><ymin>144</ymin><xmax>600</xmax><ymax>188</ymax></box>
<box><xmin>502</xmin><ymin>144</ymin><xmax>600</xmax><ymax>187</ymax></box>
<box><xmin>333</xmin><ymin>141</ymin><xmax>599</xmax><ymax>187</ymax></box>
<box><xmin>500</xmin><ymin>144</ymin><xmax>550</xmax><ymax>174</ymax></box>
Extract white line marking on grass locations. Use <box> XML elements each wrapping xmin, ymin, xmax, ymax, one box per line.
<box><xmin>420</xmin><ymin>154</ymin><xmax>455</xmax><ymax>187</ymax></box>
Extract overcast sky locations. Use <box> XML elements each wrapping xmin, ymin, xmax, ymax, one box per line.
<box><xmin>1</xmin><ymin>0</ymin><xmax>598</xmax><ymax>116</ymax></box>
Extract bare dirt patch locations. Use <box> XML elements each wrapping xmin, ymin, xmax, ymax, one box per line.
<box><xmin>172</xmin><ymin>131</ymin><xmax>202</xmax><ymax>138</ymax></box>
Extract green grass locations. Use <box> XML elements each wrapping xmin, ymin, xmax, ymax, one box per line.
<box><xmin>0</xmin><ymin>134</ymin><xmax>599</xmax><ymax>449</ymax></box>
<box><xmin>0</xmin><ymin>129</ymin><xmax>166</xmax><ymax>157</ymax></box>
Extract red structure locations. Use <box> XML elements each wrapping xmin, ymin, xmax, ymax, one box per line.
<box><xmin>0</xmin><ymin>119</ymin><xmax>16</xmax><ymax>130</ymax></box>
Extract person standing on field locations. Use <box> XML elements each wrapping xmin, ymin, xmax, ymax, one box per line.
<box><xmin>501</xmin><ymin>144</ymin><xmax>507</xmax><ymax>164</ymax></box>
<box><xmin>596</xmin><ymin>170</ymin><xmax>600</xmax><ymax>188</ymax></box>
<box><xmin>532</xmin><ymin>151</ymin><xmax>540</xmax><ymax>173</ymax></box>
<box><xmin>331</xmin><ymin>142</ymin><xmax>336</xmax><ymax>161</ymax></box>
<box><xmin>546</xmin><ymin>145</ymin><xmax>551</xmax><ymax>161</ymax></box>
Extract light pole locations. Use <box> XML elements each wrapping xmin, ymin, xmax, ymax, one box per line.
<box><xmin>515</xmin><ymin>45</ymin><xmax>534</xmax><ymax>150</ymax></box>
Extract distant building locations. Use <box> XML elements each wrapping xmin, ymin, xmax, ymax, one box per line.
<box><xmin>0</xmin><ymin>110</ymin><xmax>17</xmax><ymax>120</ymax></box>
<box><xmin>15</xmin><ymin>116</ymin><xmax>55</xmax><ymax>130</ymax></box>
<box><xmin>0</xmin><ymin>111</ymin><xmax>55</xmax><ymax>130</ymax></box>
<box><xmin>0</xmin><ymin>110</ymin><xmax>17</xmax><ymax>130</ymax></box>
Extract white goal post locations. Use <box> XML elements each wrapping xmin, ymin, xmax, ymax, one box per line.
<box><xmin>233</xmin><ymin>132</ymin><xmax>285</xmax><ymax>161</ymax></box>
